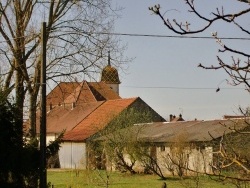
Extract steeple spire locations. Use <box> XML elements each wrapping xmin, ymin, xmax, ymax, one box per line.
<box><xmin>101</xmin><ymin>51</ymin><xmax>120</xmax><ymax>95</ymax></box>
<box><xmin>108</xmin><ymin>51</ymin><xmax>111</xmax><ymax>66</ymax></box>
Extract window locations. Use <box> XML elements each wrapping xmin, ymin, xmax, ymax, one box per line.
<box><xmin>160</xmin><ymin>146</ymin><xmax>165</xmax><ymax>152</ymax></box>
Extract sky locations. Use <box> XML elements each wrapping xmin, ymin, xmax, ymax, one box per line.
<box><xmin>111</xmin><ymin>0</ymin><xmax>250</xmax><ymax>121</ymax></box>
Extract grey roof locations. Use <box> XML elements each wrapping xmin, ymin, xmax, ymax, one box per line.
<box><xmin>136</xmin><ymin>119</ymin><xmax>249</xmax><ymax>143</ymax></box>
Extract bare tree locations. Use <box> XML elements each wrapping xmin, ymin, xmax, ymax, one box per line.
<box><xmin>0</xmin><ymin>0</ymin><xmax>128</xmax><ymax>139</ymax></box>
<box><xmin>210</xmin><ymin>120</ymin><xmax>250</xmax><ymax>184</ymax></box>
<box><xmin>136</xmin><ymin>144</ymin><xmax>167</xmax><ymax>180</ymax></box>
<box><xmin>149</xmin><ymin>1</ymin><xmax>250</xmax><ymax>91</ymax></box>
<box><xmin>149</xmin><ymin>1</ymin><xmax>250</xmax><ymax>184</ymax></box>
<box><xmin>165</xmin><ymin>144</ymin><xmax>190</xmax><ymax>178</ymax></box>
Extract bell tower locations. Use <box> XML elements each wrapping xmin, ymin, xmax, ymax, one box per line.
<box><xmin>101</xmin><ymin>51</ymin><xmax>121</xmax><ymax>94</ymax></box>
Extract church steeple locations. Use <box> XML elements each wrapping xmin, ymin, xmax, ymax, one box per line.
<box><xmin>108</xmin><ymin>51</ymin><xmax>111</xmax><ymax>66</ymax></box>
<box><xmin>101</xmin><ymin>51</ymin><xmax>120</xmax><ymax>94</ymax></box>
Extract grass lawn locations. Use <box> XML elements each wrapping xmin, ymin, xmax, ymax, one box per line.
<box><xmin>47</xmin><ymin>169</ymin><xmax>239</xmax><ymax>188</ymax></box>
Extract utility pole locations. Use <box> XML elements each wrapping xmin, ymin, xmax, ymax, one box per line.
<box><xmin>40</xmin><ymin>22</ymin><xmax>47</xmax><ymax>188</ymax></box>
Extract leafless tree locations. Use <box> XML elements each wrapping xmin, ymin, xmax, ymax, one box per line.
<box><xmin>149</xmin><ymin>1</ymin><xmax>250</xmax><ymax>91</ymax></box>
<box><xmin>165</xmin><ymin>145</ymin><xmax>190</xmax><ymax>178</ymax></box>
<box><xmin>136</xmin><ymin>144</ymin><xmax>167</xmax><ymax>180</ymax></box>
<box><xmin>0</xmin><ymin>0</ymin><xmax>128</xmax><ymax>138</ymax></box>
<box><xmin>149</xmin><ymin>1</ymin><xmax>250</xmax><ymax>185</ymax></box>
<box><xmin>209</xmin><ymin>120</ymin><xmax>250</xmax><ymax>184</ymax></box>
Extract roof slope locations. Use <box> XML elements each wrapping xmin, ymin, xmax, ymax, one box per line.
<box><xmin>36</xmin><ymin>101</ymin><xmax>104</xmax><ymax>134</ymax></box>
<box><xmin>87</xmin><ymin>82</ymin><xmax>121</xmax><ymax>101</ymax></box>
<box><xmin>46</xmin><ymin>82</ymin><xmax>80</xmax><ymax>106</ymax></box>
<box><xmin>135</xmin><ymin>119</ymin><xmax>249</xmax><ymax>142</ymax></box>
<box><xmin>63</xmin><ymin>97</ymin><xmax>138</xmax><ymax>141</ymax></box>
<box><xmin>46</xmin><ymin>81</ymin><xmax>121</xmax><ymax>106</ymax></box>
<box><xmin>63</xmin><ymin>82</ymin><xmax>97</xmax><ymax>104</ymax></box>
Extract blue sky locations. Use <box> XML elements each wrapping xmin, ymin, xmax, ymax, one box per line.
<box><xmin>112</xmin><ymin>0</ymin><xmax>250</xmax><ymax>121</ymax></box>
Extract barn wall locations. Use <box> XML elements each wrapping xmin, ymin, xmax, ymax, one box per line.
<box><xmin>59</xmin><ymin>142</ymin><xmax>87</xmax><ymax>169</ymax></box>
<box><xmin>109</xmin><ymin>146</ymin><xmax>213</xmax><ymax>175</ymax></box>
<box><xmin>156</xmin><ymin>146</ymin><xmax>213</xmax><ymax>175</ymax></box>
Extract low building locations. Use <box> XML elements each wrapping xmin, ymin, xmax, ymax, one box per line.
<box><xmin>60</xmin><ymin>97</ymin><xmax>165</xmax><ymax>169</ymax></box>
<box><xmin>105</xmin><ymin>118</ymin><xmax>249</xmax><ymax>175</ymax></box>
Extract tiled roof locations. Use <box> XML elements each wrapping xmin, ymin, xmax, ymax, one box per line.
<box><xmin>63</xmin><ymin>98</ymin><xmax>138</xmax><ymax>141</ymax></box>
<box><xmin>101</xmin><ymin>65</ymin><xmax>120</xmax><ymax>84</ymax></box>
<box><xmin>46</xmin><ymin>82</ymin><xmax>80</xmax><ymax>106</ymax></box>
<box><xmin>135</xmin><ymin>119</ymin><xmax>249</xmax><ymax>143</ymax></box>
<box><xmin>63</xmin><ymin>82</ymin><xmax>97</xmax><ymax>104</ymax></box>
<box><xmin>46</xmin><ymin>81</ymin><xmax>121</xmax><ymax>106</ymax></box>
<box><xmin>36</xmin><ymin>101</ymin><xmax>104</xmax><ymax>134</ymax></box>
<box><xmin>87</xmin><ymin>82</ymin><xmax>121</xmax><ymax>101</ymax></box>
<box><xmin>35</xmin><ymin>81</ymin><xmax>165</xmax><ymax>142</ymax></box>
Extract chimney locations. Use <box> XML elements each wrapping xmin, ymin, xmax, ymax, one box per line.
<box><xmin>169</xmin><ymin>114</ymin><xmax>173</xmax><ymax>122</ymax></box>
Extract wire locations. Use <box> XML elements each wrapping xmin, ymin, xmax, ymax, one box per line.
<box><xmin>0</xmin><ymin>32</ymin><xmax>249</xmax><ymax>44</ymax></box>
<box><xmin>97</xmin><ymin>32</ymin><xmax>250</xmax><ymax>40</ymax></box>
<box><xmin>121</xmin><ymin>85</ymin><xmax>245</xmax><ymax>90</ymax></box>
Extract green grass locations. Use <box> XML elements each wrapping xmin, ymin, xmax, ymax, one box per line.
<box><xmin>47</xmin><ymin>169</ymin><xmax>242</xmax><ymax>188</ymax></box>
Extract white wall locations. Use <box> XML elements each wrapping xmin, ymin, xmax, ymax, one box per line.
<box><xmin>59</xmin><ymin>142</ymin><xmax>87</xmax><ymax>169</ymax></box>
<box><xmin>111</xmin><ymin>145</ymin><xmax>213</xmax><ymax>175</ymax></box>
<box><xmin>187</xmin><ymin>147</ymin><xmax>213</xmax><ymax>173</ymax></box>
<box><xmin>156</xmin><ymin>146</ymin><xmax>213</xmax><ymax>175</ymax></box>
<box><xmin>107</xmin><ymin>83</ymin><xmax>119</xmax><ymax>95</ymax></box>
<box><xmin>36</xmin><ymin>133</ymin><xmax>57</xmax><ymax>146</ymax></box>
<box><xmin>46</xmin><ymin>134</ymin><xmax>56</xmax><ymax>145</ymax></box>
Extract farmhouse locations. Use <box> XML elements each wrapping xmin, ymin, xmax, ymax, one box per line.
<box><xmin>59</xmin><ymin>97</ymin><xmax>165</xmax><ymax>168</ymax></box>
<box><xmin>35</xmin><ymin>54</ymin><xmax>165</xmax><ymax>168</ymax></box>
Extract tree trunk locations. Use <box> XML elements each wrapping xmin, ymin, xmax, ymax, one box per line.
<box><xmin>29</xmin><ymin>93</ymin><xmax>38</xmax><ymax>138</ymax></box>
<box><xmin>15</xmin><ymin>66</ymin><xmax>25</xmax><ymax>144</ymax></box>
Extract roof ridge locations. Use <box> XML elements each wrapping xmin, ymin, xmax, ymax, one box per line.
<box><xmin>66</xmin><ymin>98</ymin><xmax>138</xmax><ymax>130</ymax></box>
<box><xmin>90</xmin><ymin>82</ymin><xmax>110</xmax><ymax>101</ymax></box>
<box><xmin>85</xmin><ymin>81</ymin><xmax>98</xmax><ymax>102</ymax></box>
<box><xmin>74</xmin><ymin>81</ymin><xmax>96</xmax><ymax>103</ymax></box>
<box><xmin>74</xmin><ymin>81</ymin><xmax>85</xmax><ymax>102</ymax></box>
<box><xmin>106</xmin><ymin>97</ymin><xmax>138</xmax><ymax>101</ymax></box>
<box><xmin>87</xmin><ymin>82</ymin><xmax>108</xmax><ymax>101</ymax></box>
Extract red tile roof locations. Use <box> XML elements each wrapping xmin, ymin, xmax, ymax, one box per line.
<box><xmin>34</xmin><ymin>81</ymin><xmax>164</xmax><ymax>142</ymax></box>
<box><xmin>46</xmin><ymin>82</ymin><xmax>80</xmax><ymax>106</ymax></box>
<box><xmin>63</xmin><ymin>82</ymin><xmax>97</xmax><ymax>104</ymax></box>
<box><xmin>63</xmin><ymin>98</ymin><xmax>138</xmax><ymax>142</ymax></box>
<box><xmin>46</xmin><ymin>81</ymin><xmax>121</xmax><ymax>106</ymax></box>
<box><xmin>87</xmin><ymin>82</ymin><xmax>121</xmax><ymax>101</ymax></box>
<box><xmin>36</xmin><ymin>101</ymin><xmax>104</xmax><ymax>134</ymax></box>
